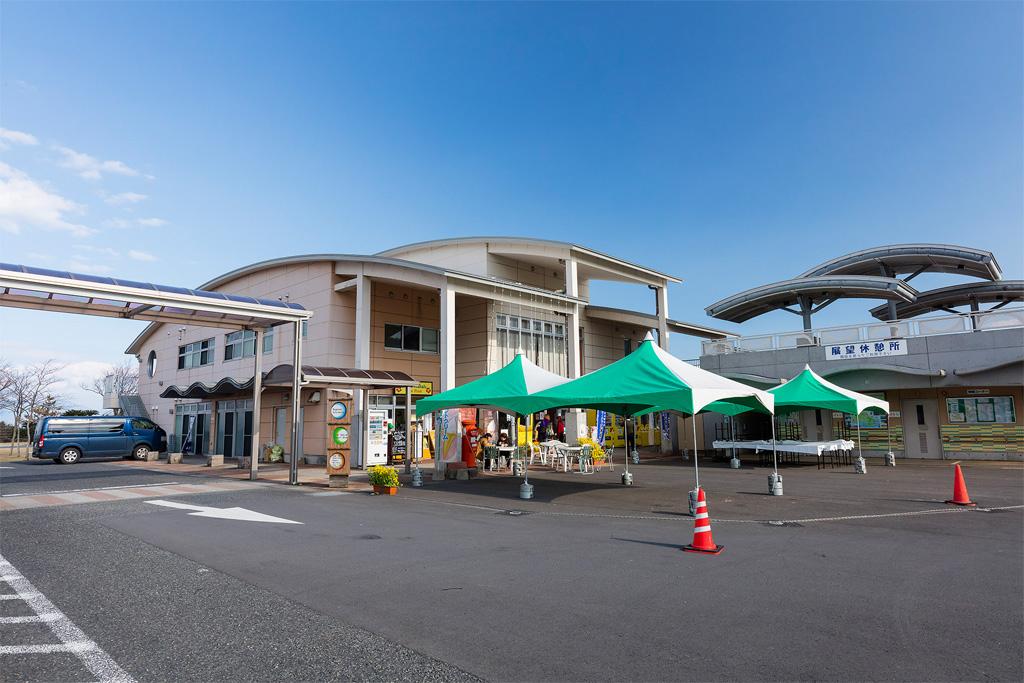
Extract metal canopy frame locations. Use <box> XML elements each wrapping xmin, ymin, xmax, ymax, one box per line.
<box><xmin>0</xmin><ymin>263</ymin><xmax>312</xmax><ymax>484</ymax></box>
<box><xmin>705</xmin><ymin>275</ymin><xmax>918</xmax><ymax>330</ymax></box>
<box><xmin>867</xmin><ymin>280</ymin><xmax>1024</xmax><ymax>321</ymax></box>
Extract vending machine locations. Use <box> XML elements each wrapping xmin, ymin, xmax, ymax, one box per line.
<box><xmin>365</xmin><ymin>409</ymin><xmax>389</xmax><ymax>466</ymax></box>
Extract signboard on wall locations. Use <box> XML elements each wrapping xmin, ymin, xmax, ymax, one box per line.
<box><xmin>395</xmin><ymin>381</ymin><xmax>434</xmax><ymax>396</ymax></box>
<box><xmin>825</xmin><ymin>339</ymin><xmax>908</xmax><ymax>360</ymax></box>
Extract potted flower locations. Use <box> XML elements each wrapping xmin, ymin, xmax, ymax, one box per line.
<box><xmin>368</xmin><ymin>465</ymin><xmax>400</xmax><ymax>495</ymax></box>
<box><xmin>578</xmin><ymin>436</ymin><xmax>607</xmax><ymax>463</ymax></box>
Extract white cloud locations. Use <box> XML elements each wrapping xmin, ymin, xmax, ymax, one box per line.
<box><xmin>54</xmin><ymin>145</ymin><xmax>150</xmax><ymax>181</ymax></box>
<box><xmin>103</xmin><ymin>216</ymin><xmax>167</xmax><ymax>229</ymax></box>
<box><xmin>66</xmin><ymin>259</ymin><xmax>114</xmax><ymax>275</ymax></box>
<box><xmin>0</xmin><ymin>162</ymin><xmax>96</xmax><ymax>237</ymax></box>
<box><xmin>128</xmin><ymin>249</ymin><xmax>157</xmax><ymax>262</ymax></box>
<box><xmin>0</xmin><ymin>128</ymin><xmax>39</xmax><ymax>149</ymax></box>
<box><xmin>73</xmin><ymin>244</ymin><xmax>120</xmax><ymax>258</ymax></box>
<box><xmin>104</xmin><ymin>191</ymin><xmax>147</xmax><ymax>206</ymax></box>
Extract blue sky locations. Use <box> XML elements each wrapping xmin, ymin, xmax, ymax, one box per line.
<box><xmin>1</xmin><ymin>1</ymin><xmax>1021</xmax><ymax>409</ymax></box>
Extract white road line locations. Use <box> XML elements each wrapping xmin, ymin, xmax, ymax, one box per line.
<box><xmin>0</xmin><ymin>592</ymin><xmax>38</xmax><ymax>600</ymax></box>
<box><xmin>0</xmin><ymin>555</ymin><xmax>134</xmax><ymax>682</ymax></box>
<box><xmin>1</xmin><ymin>482</ymin><xmax>183</xmax><ymax>498</ymax></box>
<box><xmin>0</xmin><ymin>642</ymin><xmax>97</xmax><ymax>654</ymax></box>
<box><xmin>0</xmin><ymin>613</ymin><xmax>60</xmax><ymax>624</ymax></box>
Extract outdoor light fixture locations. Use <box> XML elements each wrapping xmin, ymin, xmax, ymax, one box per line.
<box><xmin>308</xmin><ymin>390</ymin><xmax>321</xmax><ymax>403</ymax></box>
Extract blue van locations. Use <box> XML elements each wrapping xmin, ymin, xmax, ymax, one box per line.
<box><xmin>32</xmin><ymin>416</ymin><xmax>167</xmax><ymax>464</ymax></box>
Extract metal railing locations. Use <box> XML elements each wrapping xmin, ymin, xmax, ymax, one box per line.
<box><xmin>702</xmin><ymin>307</ymin><xmax>1024</xmax><ymax>356</ymax></box>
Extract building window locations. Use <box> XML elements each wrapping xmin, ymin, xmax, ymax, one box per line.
<box><xmin>224</xmin><ymin>330</ymin><xmax>257</xmax><ymax>361</ymax></box>
<box><xmin>495</xmin><ymin>313</ymin><xmax>567</xmax><ymax>374</ymax></box>
<box><xmin>262</xmin><ymin>328</ymin><xmax>274</xmax><ymax>354</ymax></box>
<box><xmin>302</xmin><ymin>320</ymin><xmax>308</xmax><ymax>338</ymax></box>
<box><xmin>384</xmin><ymin>323</ymin><xmax>439</xmax><ymax>353</ymax></box>
<box><xmin>946</xmin><ymin>396</ymin><xmax>1016</xmax><ymax>424</ymax></box>
<box><xmin>178</xmin><ymin>338</ymin><xmax>214</xmax><ymax>369</ymax></box>
<box><xmin>623</xmin><ymin>338</ymin><xmax>633</xmax><ymax>357</ymax></box>
<box><xmin>147</xmin><ymin>350</ymin><xmax>157</xmax><ymax>378</ymax></box>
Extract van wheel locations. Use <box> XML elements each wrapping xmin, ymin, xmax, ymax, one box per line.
<box><xmin>58</xmin><ymin>448</ymin><xmax>81</xmax><ymax>465</ymax></box>
<box><xmin>132</xmin><ymin>445</ymin><xmax>151</xmax><ymax>461</ymax></box>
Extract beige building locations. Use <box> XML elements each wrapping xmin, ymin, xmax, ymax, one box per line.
<box><xmin>126</xmin><ymin>238</ymin><xmax>730</xmax><ymax>466</ymax></box>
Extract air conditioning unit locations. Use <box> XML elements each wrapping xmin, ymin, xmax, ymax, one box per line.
<box><xmin>795</xmin><ymin>335</ymin><xmax>816</xmax><ymax>347</ymax></box>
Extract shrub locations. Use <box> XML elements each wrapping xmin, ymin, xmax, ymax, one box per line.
<box><xmin>368</xmin><ymin>465</ymin><xmax>400</xmax><ymax>488</ymax></box>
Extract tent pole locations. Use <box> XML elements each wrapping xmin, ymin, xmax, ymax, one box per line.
<box><xmin>623</xmin><ymin>414</ymin><xmax>629</xmax><ymax>475</ymax></box>
<box><xmin>691</xmin><ymin>412</ymin><xmax>700</xmax><ymax>489</ymax></box>
<box><xmin>770</xmin><ymin>414</ymin><xmax>779</xmax><ymax>475</ymax></box>
<box><xmin>857</xmin><ymin>418</ymin><xmax>863</xmax><ymax>460</ymax></box>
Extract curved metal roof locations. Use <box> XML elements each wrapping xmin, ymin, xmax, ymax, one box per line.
<box><xmin>706</xmin><ymin>276</ymin><xmax>918</xmax><ymax>323</ymax></box>
<box><xmin>376</xmin><ymin>236</ymin><xmax>682</xmax><ymax>283</ymax></box>
<box><xmin>799</xmin><ymin>244</ymin><xmax>1001</xmax><ymax>280</ymax></box>
<box><xmin>868</xmin><ymin>280</ymin><xmax>1024</xmax><ymax>320</ymax></box>
<box><xmin>0</xmin><ymin>263</ymin><xmax>307</xmax><ymax>311</ymax></box>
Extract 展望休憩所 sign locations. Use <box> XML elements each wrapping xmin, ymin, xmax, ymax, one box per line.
<box><xmin>824</xmin><ymin>339</ymin><xmax>908</xmax><ymax>360</ymax></box>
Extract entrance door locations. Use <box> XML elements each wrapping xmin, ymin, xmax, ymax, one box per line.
<box><xmin>901</xmin><ymin>399</ymin><xmax>940</xmax><ymax>458</ymax></box>
<box><xmin>221</xmin><ymin>412</ymin><xmax>235</xmax><ymax>457</ymax></box>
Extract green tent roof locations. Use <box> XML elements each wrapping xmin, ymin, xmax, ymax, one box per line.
<box><xmin>415</xmin><ymin>354</ymin><xmax>569</xmax><ymax>416</ymax></box>
<box><xmin>528</xmin><ymin>335</ymin><xmax>775</xmax><ymax>416</ymax></box>
<box><xmin>769</xmin><ymin>365</ymin><xmax>889</xmax><ymax>415</ymax></box>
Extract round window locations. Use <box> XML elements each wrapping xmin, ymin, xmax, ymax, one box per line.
<box><xmin>147</xmin><ymin>350</ymin><xmax>157</xmax><ymax>378</ymax></box>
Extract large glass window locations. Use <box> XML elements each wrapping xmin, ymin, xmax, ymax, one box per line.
<box><xmin>178</xmin><ymin>338</ymin><xmax>214</xmax><ymax>369</ymax></box>
<box><xmin>224</xmin><ymin>330</ymin><xmax>257</xmax><ymax>361</ymax></box>
<box><xmin>147</xmin><ymin>350</ymin><xmax>157</xmax><ymax>377</ymax></box>
<box><xmin>384</xmin><ymin>323</ymin><xmax>438</xmax><ymax>353</ymax></box>
<box><xmin>495</xmin><ymin>313</ymin><xmax>567</xmax><ymax>374</ymax></box>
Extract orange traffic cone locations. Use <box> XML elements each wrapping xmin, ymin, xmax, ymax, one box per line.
<box><xmin>683</xmin><ymin>487</ymin><xmax>724</xmax><ymax>554</ymax></box>
<box><xmin>945</xmin><ymin>463</ymin><xmax>976</xmax><ymax>507</ymax></box>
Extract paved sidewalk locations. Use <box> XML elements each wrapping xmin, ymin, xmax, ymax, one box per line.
<box><xmin>0</xmin><ymin>479</ymin><xmax>265</xmax><ymax>511</ymax></box>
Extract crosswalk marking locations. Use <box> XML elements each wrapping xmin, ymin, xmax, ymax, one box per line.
<box><xmin>0</xmin><ymin>480</ymin><xmax>262</xmax><ymax>511</ymax></box>
<box><xmin>0</xmin><ymin>555</ymin><xmax>134</xmax><ymax>682</ymax></box>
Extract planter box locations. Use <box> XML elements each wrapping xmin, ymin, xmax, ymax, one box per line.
<box><xmin>144</xmin><ymin>450</ymin><xmax>160</xmax><ymax>462</ymax></box>
<box><xmin>206</xmin><ymin>454</ymin><xmax>224</xmax><ymax>467</ymax></box>
<box><xmin>167</xmin><ymin>452</ymin><xmax>183</xmax><ymax>464</ymax></box>
<box><xmin>372</xmin><ymin>485</ymin><xmax>398</xmax><ymax>495</ymax></box>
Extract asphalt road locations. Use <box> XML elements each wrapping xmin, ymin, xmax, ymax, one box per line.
<box><xmin>1</xmin><ymin>457</ymin><xmax>1022</xmax><ymax>681</ymax></box>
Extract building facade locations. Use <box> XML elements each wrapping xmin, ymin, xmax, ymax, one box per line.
<box><xmin>700</xmin><ymin>244</ymin><xmax>1023</xmax><ymax>461</ymax></box>
<box><xmin>126</xmin><ymin>238</ymin><xmax>729</xmax><ymax>465</ymax></box>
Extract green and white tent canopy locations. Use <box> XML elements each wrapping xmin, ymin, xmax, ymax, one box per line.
<box><xmin>529</xmin><ymin>333</ymin><xmax>775</xmax><ymax>417</ymax></box>
<box><xmin>769</xmin><ymin>365</ymin><xmax>889</xmax><ymax>416</ymax></box>
<box><xmin>415</xmin><ymin>354</ymin><xmax>570</xmax><ymax>417</ymax></box>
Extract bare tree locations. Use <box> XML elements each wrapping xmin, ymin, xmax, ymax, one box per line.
<box><xmin>0</xmin><ymin>361</ymin><xmax>65</xmax><ymax>449</ymax></box>
<box><xmin>80</xmin><ymin>359</ymin><xmax>139</xmax><ymax>406</ymax></box>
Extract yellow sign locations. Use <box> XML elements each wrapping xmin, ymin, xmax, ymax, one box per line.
<box><xmin>395</xmin><ymin>381</ymin><xmax>433</xmax><ymax>396</ymax></box>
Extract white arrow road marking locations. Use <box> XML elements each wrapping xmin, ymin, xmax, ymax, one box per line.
<box><xmin>144</xmin><ymin>499</ymin><xmax>302</xmax><ymax>524</ymax></box>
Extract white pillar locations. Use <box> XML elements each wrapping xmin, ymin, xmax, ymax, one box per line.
<box><xmin>440</xmin><ymin>282</ymin><xmax>455</xmax><ymax>391</ymax></box>
<box><xmin>354</xmin><ymin>274</ymin><xmax>371</xmax><ymax>369</ymax></box>
<box><xmin>565</xmin><ymin>258</ymin><xmax>581</xmax><ymax>379</ymax></box>
<box><xmin>656</xmin><ymin>284</ymin><xmax>669</xmax><ymax>352</ymax></box>
<box><xmin>288</xmin><ymin>321</ymin><xmax>303</xmax><ymax>485</ymax></box>
<box><xmin>249</xmin><ymin>327</ymin><xmax>263</xmax><ymax>481</ymax></box>
<box><xmin>563</xmin><ymin>259</ymin><xmax>585</xmax><ymax>444</ymax></box>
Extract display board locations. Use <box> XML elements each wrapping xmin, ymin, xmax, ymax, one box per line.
<box><xmin>946</xmin><ymin>396</ymin><xmax>1016</xmax><ymax>424</ymax></box>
